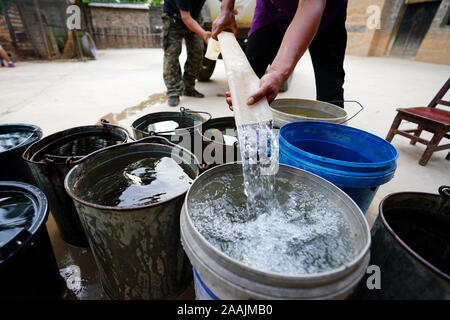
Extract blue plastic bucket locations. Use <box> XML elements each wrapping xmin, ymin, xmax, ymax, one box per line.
<box><xmin>279</xmin><ymin>121</ymin><xmax>398</xmax><ymax>213</ymax></box>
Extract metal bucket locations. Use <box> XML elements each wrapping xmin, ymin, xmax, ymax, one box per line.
<box><xmin>351</xmin><ymin>186</ymin><xmax>450</xmax><ymax>299</ymax></box>
<box><xmin>180</xmin><ymin>163</ymin><xmax>371</xmax><ymax>299</ymax></box>
<box><xmin>0</xmin><ymin>182</ymin><xmax>62</xmax><ymax>299</ymax></box>
<box><xmin>0</xmin><ymin>124</ymin><xmax>42</xmax><ymax>185</ymax></box>
<box><xmin>23</xmin><ymin>124</ymin><xmax>129</xmax><ymax>247</ymax></box>
<box><xmin>131</xmin><ymin>107</ymin><xmax>211</xmax><ymax>144</ymax></box>
<box><xmin>64</xmin><ymin>137</ymin><xmax>202</xmax><ymax>299</ymax></box>
<box><xmin>196</xmin><ymin>116</ymin><xmax>241</xmax><ymax>168</ymax></box>
<box><xmin>270</xmin><ymin>99</ymin><xmax>363</xmax><ymax>128</ymax></box>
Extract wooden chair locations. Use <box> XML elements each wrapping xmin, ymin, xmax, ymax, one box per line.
<box><xmin>386</xmin><ymin>77</ymin><xmax>450</xmax><ymax>166</ymax></box>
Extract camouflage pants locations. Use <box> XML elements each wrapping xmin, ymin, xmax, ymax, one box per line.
<box><xmin>162</xmin><ymin>13</ymin><xmax>204</xmax><ymax>97</ymax></box>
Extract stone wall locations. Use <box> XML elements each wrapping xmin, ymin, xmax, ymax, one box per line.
<box><xmin>89</xmin><ymin>3</ymin><xmax>162</xmax><ymax>49</ymax></box>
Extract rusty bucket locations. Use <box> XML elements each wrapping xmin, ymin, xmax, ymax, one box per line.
<box><xmin>351</xmin><ymin>186</ymin><xmax>449</xmax><ymax>299</ymax></box>
<box><xmin>22</xmin><ymin>123</ymin><xmax>129</xmax><ymax>247</ymax></box>
<box><xmin>64</xmin><ymin>136</ymin><xmax>202</xmax><ymax>299</ymax></box>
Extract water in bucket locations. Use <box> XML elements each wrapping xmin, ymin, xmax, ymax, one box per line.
<box><xmin>0</xmin><ymin>193</ymin><xmax>35</xmax><ymax>240</ymax></box>
<box><xmin>276</xmin><ymin>106</ymin><xmax>335</xmax><ymax>119</ymax></box>
<box><xmin>189</xmin><ymin>171</ymin><xmax>356</xmax><ymax>275</ymax></box>
<box><xmin>0</xmin><ymin>132</ymin><xmax>34</xmax><ymax>152</ymax></box>
<box><xmin>78</xmin><ymin>156</ymin><xmax>194</xmax><ymax>207</ymax></box>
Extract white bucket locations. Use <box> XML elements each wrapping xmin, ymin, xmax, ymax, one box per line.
<box><xmin>180</xmin><ymin>163</ymin><xmax>371</xmax><ymax>300</ymax></box>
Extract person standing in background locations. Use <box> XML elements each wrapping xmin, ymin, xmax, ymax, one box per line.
<box><xmin>162</xmin><ymin>0</ymin><xmax>211</xmax><ymax>107</ymax></box>
<box><xmin>212</xmin><ymin>0</ymin><xmax>348</xmax><ymax>108</ymax></box>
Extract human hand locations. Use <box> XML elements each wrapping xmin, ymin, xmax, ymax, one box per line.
<box><xmin>247</xmin><ymin>71</ymin><xmax>285</xmax><ymax>106</ymax></box>
<box><xmin>212</xmin><ymin>8</ymin><xmax>238</xmax><ymax>40</ymax></box>
<box><xmin>202</xmin><ymin>31</ymin><xmax>212</xmax><ymax>44</ymax></box>
<box><xmin>225</xmin><ymin>91</ymin><xmax>233</xmax><ymax>111</ymax></box>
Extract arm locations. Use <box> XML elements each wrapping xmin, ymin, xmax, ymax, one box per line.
<box><xmin>179</xmin><ymin>10</ymin><xmax>211</xmax><ymax>44</ymax></box>
<box><xmin>211</xmin><ymin>0</ymin><xmax>238</xmax><ymax>39</ymax></box>
<box><xmin>247</xmin><ymin>0</ymin><xmax>326</xmax><ymax>105</ymax></box>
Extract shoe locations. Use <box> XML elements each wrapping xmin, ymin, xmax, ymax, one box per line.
<box><xmin>168</xmin><ymin>95</ymin><xmax>180</xmax><ymax>107</ymax></box>
<box><xmin>7</xmin><ymin>61</ymin><xmax>15</xmax><ymax>67</ymax></box>
<box><xmin>184</xmin><ymin>89</ymin><xmax>204</xmax><ymax>98</ymax></box>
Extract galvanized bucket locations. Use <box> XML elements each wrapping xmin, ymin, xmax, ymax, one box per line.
<box><xmin>22</xmin><ymin>123</ymin><xmax>129</xmax><ymax>247</ymax></box>
<box><xmin>195</xmin><ymin>116</ymin><xmax>241</xmax><ymax>168</ymax></box>
<box><xmin>270</xmin><ymin>99</ymin><xmax>363</xmax><ymax>128</ymax></box>
<box><xmin>351</xmin><ymin>186</ymin><xmax>450</xmax><ymax>299</ymax></box>
<box><xmin>131</xmin><ymin>107</ymin><xmax>211</xmax><ymax>144</ymax></box>
<box><xmin>181</xmin><ymin>163</ymin><xmax>371</xmax><ymax>299</ymax></box>
<box><xmin>64</xmin><ymin>136</ymin><xmax>202</xmax><ymax>299</ymax></box>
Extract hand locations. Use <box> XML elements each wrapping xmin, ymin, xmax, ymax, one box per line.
<box><xmin>212</xmin><ymin>8</ymin><xmax>238</xmax><ymax>40</ymax></box>
<box><xmin>202</xmin><ymin>31</ymin><xmax>212</xmax><ymax>44</ymax></box>
<box><xmin>247</xmin><ymin>70</ymin><xmax>286</xmax><ymax>106</ymax></box>
<box><xmin>225</xmin><ymin>91</ymin><xmax>233</xmax><ymax>111</ymax></box>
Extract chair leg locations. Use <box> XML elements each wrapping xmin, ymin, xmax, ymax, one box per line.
<box><xmin>446</xmin><ymin>151</ymin><xmax>450</xmax><ymax>161</ymax></box>
<box><xmin>410</xmin><ymin>124</ymin><xmax>423</xmax><ymax>145</ymax></box>
<box><xmin>419</xmin><ymin>130</ymin><xmax>445</xmax><ymax>166</ymax></box>
<box><xmin>386</xmin><ymin>114</ymin><xmax>402</xmax><ymax>142</ymax></box>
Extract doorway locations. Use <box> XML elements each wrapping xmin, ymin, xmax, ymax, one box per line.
<box><xmin>390</xmin><ymin>0</ymin><xmax>441</xmax><ymax>57</ymax></box>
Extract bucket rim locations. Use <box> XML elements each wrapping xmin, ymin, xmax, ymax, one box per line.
<box><xmin>183</xmin><ymin>162</ymin><xmax>372</xmax><ymax>282</ymax></box>
<box><xmin>0</xmin><ymin>181</ymin><xmax>48</xmax><ymax>263</ymax></box>
<box><xmin>64</xmin><ymin>142</ymin><xmax>200</xmax><ymax>212</ymax></box>
<box><xmin>0</xmin><ymin>124</ymin><xmax>42</xmax><ymax>156</ymax></box>
<box><xmin>270</xmin><ymin>98</ymin><xmax>347</xmax><ymax>121</ymax></box>
<box><xmin>131</xmin><ymin>110</ymin><xmax>210</xmax><ymax>137</ymax></box>
<box><xmin>200</xmin><ymin>116</ymin><xmax>238</xmax><ymax>147</ymax></box>
<box><xmin>379</xmin><ymin>191</ymin><xmax>450</xmax><ymax>282</ymax></box>
<box><xmin>22</xmin><ymin>124</ymin><xmax>129</xmax><ymax>165</ymax></box>
<box><xmin>279</xmin><ymin>121</ymin><xmax>399</xmax><ymax>169</ymax></box>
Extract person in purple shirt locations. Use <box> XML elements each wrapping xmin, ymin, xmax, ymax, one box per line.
<box><xmin>212</xmin><ymin>0</ymin><xmax>348</xmax><ymax>108</ymax></box>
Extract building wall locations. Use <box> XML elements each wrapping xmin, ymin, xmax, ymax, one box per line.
<box><xmin>90</xmin><ymin>5</ymin><xmax>162</xmax><ymax>49</ymax></box>
<box><xmin>345</xmin><ymin>0</ymin><xmax>450</xmax><ymax>65</ymax></box>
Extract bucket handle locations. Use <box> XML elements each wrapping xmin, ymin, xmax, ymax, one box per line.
<box><xmin>100</xmin><ymin>119</ymin><xmax>132</xmax><ymax>140</ymax></box>
<box><xmin>66</xmin><ymin>135</ymin><xmax>208</xmax><ymax>172</ymax></box>
<box><xmin>438</xmin><ymin>186</ymin><xmax>450</xmax><ymax>199</ymax></box>
<box><xmin>327</xmin><ymin>100</ymin><xmax>364</xmax><ymax>124</ymax></box>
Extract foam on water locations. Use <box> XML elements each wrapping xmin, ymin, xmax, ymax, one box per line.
<box><xmin>189</xmin><ymin>172</ymin><xmax>356</xmax><ymax>276</ymax></box>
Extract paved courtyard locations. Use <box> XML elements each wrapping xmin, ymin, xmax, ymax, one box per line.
<box><xmin>0</xmin><ymin>48</ymin><xmax>448</xmax><ymax>299</ymax></box>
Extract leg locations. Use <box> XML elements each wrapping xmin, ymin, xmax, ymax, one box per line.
<box><xmin>183</xmin><ymin>30</ymin><xmax>204</xmax><ymax>92</ymax></box>
<box><xmin>410</xmin><ymin>124</ymin><xmax>423</xmax><ymax>145</ymax></box>
<box><xmin>245</xmin><ymin>24</ymin><xmax>283</xmax><ymax>78</ymax></box>
<box><xmin>386</xmin><ymin>113</ymin><xmax>402</xmax><ymax>142</ymax></box>
<box><xmin>309</xmin><ymin>3</ymin><xmax>348</xmax><ymax>108</ymax></box>
<box><xmin>162</xmin><ymin>16</ymin><xmax>185</xmax><ymax>97</ymax></box>
<box><xmin>0</xmin><ymin>46</ymin><xmax>11</xmax><ymax>62</ymax></box>
<box><xmin>419</xmin><ymin>130</ymin><xmax>445</xmax><ymax>166</ymax></box>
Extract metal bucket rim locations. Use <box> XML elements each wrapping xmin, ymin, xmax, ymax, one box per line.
<box><xmin>279</xmin><ymin>121</ymin><xmax>399</xmax><ymax>169</ymax></box>
<box><xmin>0</xmin><ymin>124</ymin><xmax>42</xmax><ymax>156</ymax></box>
<box><xmin>22</xmin><ymin>124</ymin><xmax>129</xmax><ymax>165</ymax></box>
<box><xmin>0</xmin><ymin>181</ymin><xmax>48</xmax><ymax>263</ymax></box>
<box><xmin>270</xmin><ymin>98</ymin><xmax>348</xmax><ymax>121</ymax></box>
<box><xmin>64</xmin><ymin>142</ymin><xmax>199</xmax><ymax>212</ymax></box>
<box><xmin>183</xmin><ymin>162</ymin><xmax>371</xmax><ymax>282</ymax></box>
<box><xmin>132</xmin><ymin>110</ymin><xmax>210</xmax><ymax>137</ymax></box>
<box><xmin>379</xmin><ymin>191</ymin><xmax>450</xmax><ymax>282</ymax></box>
<box><xmin>200</xmin><ymin>116</ymin><xmax>238</xmax><ymax>147</ymax></box>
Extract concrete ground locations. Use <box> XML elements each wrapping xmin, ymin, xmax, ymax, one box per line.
<box><xmin>0</xmin><ymin>48</ymin><xmax>449</xmax><ymax>299</ymax></box>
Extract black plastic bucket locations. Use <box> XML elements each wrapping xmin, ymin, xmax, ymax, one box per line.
<box><xmin>23</xmin><ymin>124</ymin><xmax>129</xmax><ymax>247</ymax></box>
<box><xmin>0</xmin><ymin>181</ymin><xmax>62</xmax><ymax>299</ymax></box>
<box><xmin>351</xmin><ymin>186</ymin><xmax>449</xmax><ymax>299</ymax></box>
<box><xmin>131</xmin><ymin>107</ymin><xmax>211</xmax><ymax>145</ymax></box>
<box><xmin>197</xmin><ymin>117</ymin><xmax>241</xmax><ymax>168</ymax></box>
<box><xmin>0</xmin><ymin>124</ymin><xmax>42</xmax><ymax>185</ymax></box>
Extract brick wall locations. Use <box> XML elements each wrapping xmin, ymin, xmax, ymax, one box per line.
<box><xmin>90</xmin><ymin>4</ymin><xmax>162</xmax><ymax>49</ymax></box>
